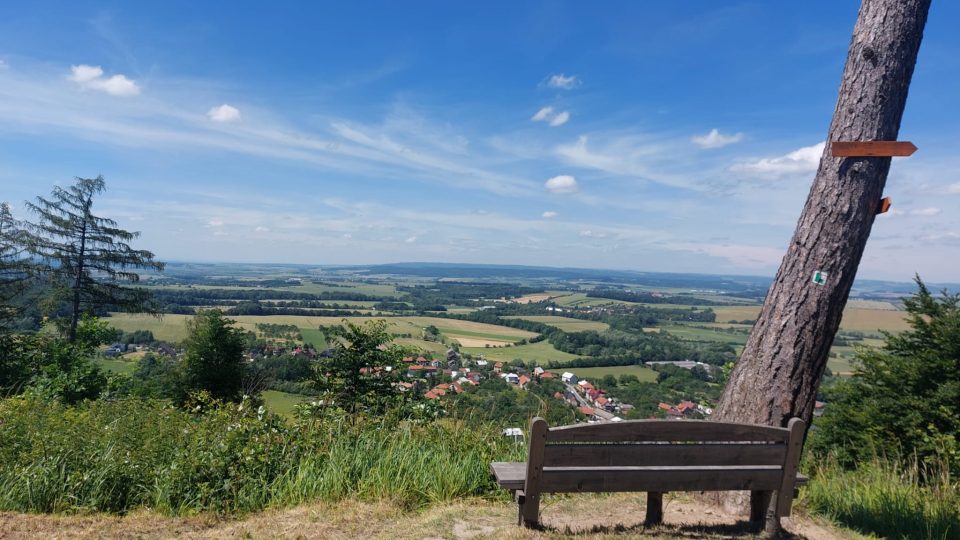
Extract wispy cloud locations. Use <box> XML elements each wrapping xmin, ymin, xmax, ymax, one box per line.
<box><xmin>910</xmin><ymin>207</ymin><xmax>942</xmax><ymax>217</ymax></box>
<box><xmin>546</xmin><ymin>73</ymin><xmax>579</xmax><ymax>89</ymax></box>
<box><xmin>542</xmin><ymin>211</ymin><xmax>558</xmax><ymax>219</ymax></box>
<box><xmin>531</xmin><ymin>106</ymin><xmax>554</xmax><ymax>121</ymax></box>
<box><xmin>731</xmin><ymin>142</ymin><xmax>824</xmax><ymax>177</ymax></box>
<box><xmin>68</xmin><ymin>64</ymin><xmax>140</xmax><ymax>96</ymax></box>
<box><xmin>549</xmin><ymin>111</ymin><xmax>570</xmax><ymax>127</ymax></box>
<box><xmin>691</xmin><ymin>128</ymin><xmax>744</xmax><ymax>149</ymax></box>
<box><xmin>531</xmin><ymin>106</ymin><xmax>570</xmax><ymax>127</ymax></box>
<box><xmin>545</xmin><ymin>175</ymin><xmax>578</xmax><ymax>194</ymax></box>
<box><xmin>207</xmin><ymin>104</ymin><xmax>241</xmax><ymax>122</ymax></box>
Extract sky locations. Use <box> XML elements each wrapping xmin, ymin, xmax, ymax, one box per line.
<box><xmin>0</xmin><ymin>1</ymin><xmax>958</xmax><ymax>282</ymax></box>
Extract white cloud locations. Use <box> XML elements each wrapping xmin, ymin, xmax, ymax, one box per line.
<box><xmin>674</xmin><ymin>242</ymin><xmax>785</xmax><ymax>267</ymax></box>
<box><xmin>545</xmin><ymin>175</ymin><xmax>578</xmax><ymax>194</ymax></box>
<box><xmin>542</xmin><ymin>211</ymin><xmax>558</xmax><ymax>219</ymax></box>
<box><xmin>945</xmin><ymin>182</ymin><xmax>960</xmax><ymax>194</ymax></box>
<box><xmin>208</xmin><ymin>104</ymin><xmax>241</xmax><ymax>123</ymax></box>
<box><xmin>207</xmin><ymin>218</ymin><xmax>223</xmax><ymax>227</ymax></box>
<box><xmin>405</xmin><ymin>236</ymin><xmax>417</xmax><ymax>243</ymax></box>
<box><xmin>254</xmin><ymin>226</ymin><xmax>269</xmax><ymax>232</ymax></box>
<box><xmin>691</xmin><ymin>128</ymin><xmax>744</xmax><ymax>149</ymax></box>
<box><xmin>731</xmin><ymin>142</ymin><xmax>824</xmax><ymax>177</ymax></box>
<box><xmin>547</xmin><ymin>74</ymin><xmax>579</xmax><ymax>89</ymax></box>
<box><xmin>531</xmin><ymin>106</ymin><xmax>554</xmax><ymax>121</ymax></box>
<box><xmin>531</xmin><ymin>106</ymin><xmax>570</xmax><ymax>127</ymax></box>
<box><xmin>343</xmin><ymin>233</ymin><xmax>352</xmax><ymax>239</ymax></box>
<box><xmin>68</xmin><ymin>64</ymin><xmax>140</xmax><ymax>97</ymax></box>
<box><xmin>549</xmin><ymin>111</ymin><xmax>570</xmax><ymax>127</ymax></box>
<box><xmin>579</xmin><ymin>230</ymin><xmax>609</xmax><ymax>238</ymax></box>
<box><xmin>910</xmin><ymin>207</ymin><xmax>941</xmax><ymax>217</ymax></box>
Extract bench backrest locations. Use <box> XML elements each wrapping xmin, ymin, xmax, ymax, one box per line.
<box><xmin>524</xmin><ymin>416</ymin><xmax>805</xmax><ymax>515</ymax></box>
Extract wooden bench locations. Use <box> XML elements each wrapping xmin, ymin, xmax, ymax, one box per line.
<box><xmin>490</xmin><ymin>416</ymin><xmax>805</xmax><ymax>533</ymax></box>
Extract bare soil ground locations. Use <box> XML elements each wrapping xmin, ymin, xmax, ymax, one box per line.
<box><xmin>0</xmin><ymin>494</ymin><xmax>861</xmax><ymax>540</ymax></box>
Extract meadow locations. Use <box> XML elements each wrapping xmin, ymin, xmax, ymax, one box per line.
<box><xmin>562</xmin><ymin>365</ymin><xmax>658</xmax><ymax>383</ymax></box>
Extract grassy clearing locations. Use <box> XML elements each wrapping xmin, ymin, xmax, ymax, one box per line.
<box><xmin>299</xmin><ymin>328</ymin><xmax>327</xmax><ymax>349</ymax></box>
<box><xmin>563</xmin><ymin>365</ymin><xmax>658</xmax><ymax>383</ymax></box>
<box><xmin>548</xmin><ymin>292</ymin><xmax>629</xmax><ymax>308</ymax></box>
<box><xmin>463</xmin><ymin>339</ymin><xmax>579</xmax><ymax>364</ymax></box>
<box><xmin>802</xmin><ymin>456</ymin><xmax>959</xmax><ymax>540</ymax></box>
<box><xmin>93</xmin><ymin>356</ymin><xmax>140</xmax><ymax>375</ymax></box>
<box><xmin>502</xmin><ymin>315</ymin><xmax>610</xmax><ymax>332</ymax></box>
<box><xmin>262</xmin><ymin>390</ymin><xmax>311</xmax><ymax>417</ymax></box>
<box><xmin>106</xmin><ymin>314</ymin><xmax>194</xmax><ymax>342</ymax></box>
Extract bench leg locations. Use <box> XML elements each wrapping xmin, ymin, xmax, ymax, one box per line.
<box><xmin>519</xmin><ymin>492</ymin><xmax>540</xmax><ymax>528</ymax></box>
<box><xmin>645</xmin><ymin>492</ymin><xmax>663</xmax><ymax>525</ymax></box>
<box><xmin>750</xmin><ymin>490</ymin><xmax>781</xmax><ymax>537</ymax></box>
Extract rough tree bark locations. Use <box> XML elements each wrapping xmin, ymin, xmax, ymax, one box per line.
<box><xmin>710</xmin><ymin>0</ymin><xmax>931</xmax><ymax>522</ymax></box>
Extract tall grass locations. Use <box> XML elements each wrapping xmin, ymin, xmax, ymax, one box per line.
<box><xmin>0</xmin><ymin>396</ymin><xmax>523</xmax><ymax>515</ymax></box>
<box><xmin>802</xmin><ymin>455</ymin><xmax>959</xmax><ymax>540</ymax></box>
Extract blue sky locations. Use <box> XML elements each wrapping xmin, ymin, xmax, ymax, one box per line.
<box><xmin>1</xmin><ymin>1</ymin><xmax>958</xmax><ymax>281</ymax></box>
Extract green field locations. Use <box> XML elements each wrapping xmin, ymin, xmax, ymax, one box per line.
<box><xmin>299</xmin><ymin>328</ymin><xmax>327</xmax><ymax>348</ymax></box>
<box><xmin>658</xmin><ymin>324</ymin><xmax>749</xmax><ymax>345</ymax></box>
<box><xmin>463</xmin><ymin>339</ymin><xmax>578</xmax><ymax>364</ymax></box>
<box><xmin>502</xmin><ymin>315</ymin><xmax>610</xmax><ymax>332</ymax></box>
<box><xmin>93</xmin><ymin>356</ymin><xmax>140</xmax><ymax>375</ymax></box>
<box><xmin>262</xmin><ymin>390</ymin><xmax>312</xmax><ymax>417</ymax></box>
<box><xmin>548</xmin><ymin>292</ymin><xmax>628</xmax><ymax>308</ymax></box>
<box><xmin>562</xmin><ymin>365</ymin><xmax>658</xmax><ymax>383</ymax></box>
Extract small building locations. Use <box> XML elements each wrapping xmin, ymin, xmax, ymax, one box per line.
<box><xmin>502</xmin><ymin>373</ymin><xmax>520</xmax><ymax>385</ymax></box>
<box><xmin>561</xmin><ymin>372</ymin><xmax>578</xmax><ymax>384</ymax></box>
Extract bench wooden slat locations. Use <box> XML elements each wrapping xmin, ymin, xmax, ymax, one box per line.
<box><xmin>546</xmin><ymin>420</ymin><xmax>790</xmax><ymax>443</ymax></box>
<box><xmin>540</xmin><ymin>465</ymin><xmax>783</xmax><ymax>493</ymax></box>
<box><xmin>543</xmin><ymin>442</ymin><xmax>787</xmax><ymax>467</ymax></box>
<box><xmin>490</xmin><ymin>462</ymin><xmax>525</xmax><ymax>490</ymax></box>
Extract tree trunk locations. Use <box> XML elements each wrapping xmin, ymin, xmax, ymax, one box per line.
<box><xmin>68</xmin><ymin>200</ymin><xmax>91</xmax><ymax>343</ymax></box>
<box><xmin>711</xmin><ymin>0</ymin><xmax>931</xmax><ymax>511</ymax></box>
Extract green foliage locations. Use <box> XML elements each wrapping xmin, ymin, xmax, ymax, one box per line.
<box><xmin>447</xmin><ymin>377</ymin><xmax>580</xmax><ymax>426</ymax></box>
<box><xmin>0</xmin><ymin>317</ymin><xmax>109</xmax><ymax>404</ymax></box>
<box><xmin>24</xmin><ymin>176</ymin><xmax>165</xmax><ymax>341</ymax></box>
<box><xmin>0</xmin><ymin>395</ymin><xmax>522</xmax><ymax>515</ymax></box>
<box><xmin>810</xmin><ymin>278</ymin><xmax>960</xmax><ymax>474</ymax></box>
<box><xmin>314</xmin><ymin>319</ymin><xmax>412</xmax><ymax>416</ymax></box>
<box><xmin>802</xmin><ymin>455</ymin><xmax>958</xmax><ymax>539</ymax></box>
<box><xmin>181</xmin><ymin>310</ymin><xmax>247</xmax><ymax>402</ymax></box>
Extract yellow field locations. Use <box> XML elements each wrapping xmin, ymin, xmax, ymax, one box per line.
<box><xmin>712</xmin><ymin>305</ymin><xmax>909</xmax><ymax>333</ymax></box>
<box><xmin>107</xmin><ymin>313</ymin><xmax>537</xmax><ymax>344</ymax></box>
<box><xmin>502</xmin><ymin>316</ymin><xmax>610</xmax><ymax>332</ymax></box>
<box><xmin>510</xmin><ymin>293</ymin><xmax>553</xmax><ymax>304</ymax></box>
<box><xmin>451</xmin><ymin>337</ymin><xmax>515</xmax><ymax>348</ymax></box>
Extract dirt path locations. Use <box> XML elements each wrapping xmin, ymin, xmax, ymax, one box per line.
<box><xmin>0</xmin><ymin>494</ymin><xmax>857</xmax><ymax>539</ymax></box>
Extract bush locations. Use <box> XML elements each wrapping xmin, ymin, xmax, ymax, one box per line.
<box><xmin>802</xmin><ymin>455</ymin><xmax>959</xmax><ymax>539</ymax></box>
<box><xmin>0</xmin><ymin>395</ymin><xmax>522</xmax><ymax>515</ymax></box>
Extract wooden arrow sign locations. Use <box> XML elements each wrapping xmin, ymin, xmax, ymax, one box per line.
<box><xmin>831</xmin><ymin>141</ymin><xmax>917</xmax><ymax>157</ymax></box>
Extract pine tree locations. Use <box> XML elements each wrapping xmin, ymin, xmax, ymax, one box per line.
<box><xmin>25</xmin><ymin>176</ymin><xmax>165</xmax><ymax>341</ymax></box>
<box><xmin>0</xmin><ymin>202</ymin><xmax>34</xmax><ymax>324</ymax></box>
<box><xmin>181</xmin><ymin>310</ymin><xmax>247</xmax><ymax>402</ymax></box>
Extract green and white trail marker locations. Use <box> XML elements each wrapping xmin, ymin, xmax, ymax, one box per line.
<box><xmin>812</xmin><ymin>270</ymin><xmax>828</xmax><ymax>285</ymax></box>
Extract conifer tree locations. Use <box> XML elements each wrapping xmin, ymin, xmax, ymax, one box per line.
<box><xmin>26</xmin><ymin>176</ymin><xmax>165</xmax><ymax>341</ymax></box>
<box><xmin>0</xmin><ymin>202</ymin><xmax>34</xmax><ymax>324</ymax></box>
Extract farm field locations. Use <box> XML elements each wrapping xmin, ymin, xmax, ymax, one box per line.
<box><xmin>107</xmin><ymin>313</ymin><xmax>537</xmax><ymax>347</ymax></box>
<box><xmin>712</xmin><ymin>305</ymin><xmax>910</xmax><ymax>333</ymax></box>
<box><xmin>463</xmin><ymin>339</ymin><xmax>578</xmax><ymax>364</ymax></box>
<box><xmin>561</xmin><ymin>365</ymin><xmax>658</xmax><ymax>383</ymax></box>
<box><xmin>547</xmin><ymin>292</ymin><xmax>627</xmax><ymax>308</ymax></box>
<box><xmin>502</xmin><ymin>315</ymin><xmax>610</xmax><ymax>332</ymax></box>
<box><xmin>299</xmin><ymin>328</ymin><xmax>327</xmax><ymax>349</ymax></box>
<box><xmin>510</xmin><ymin>293</ymin><xmax>553</xmax><ymax>304</ymax></box>
<box><xmin>658</xmin><ymin>324</ymin><xmax>749</xmax><ymax>345</ymax></box>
